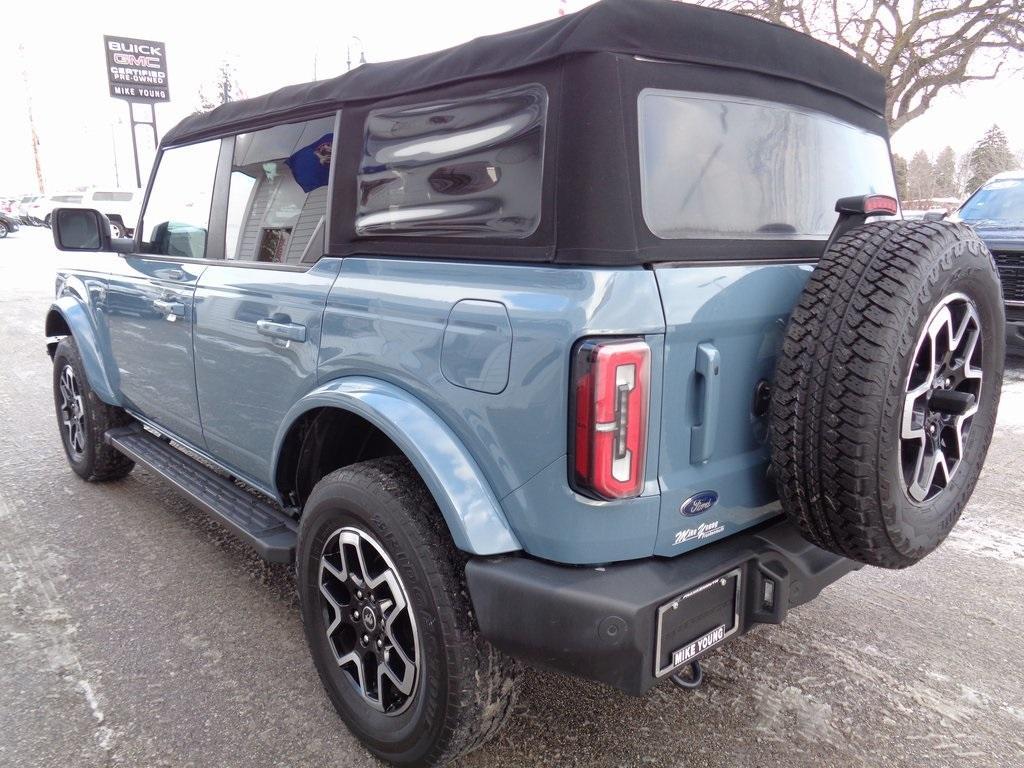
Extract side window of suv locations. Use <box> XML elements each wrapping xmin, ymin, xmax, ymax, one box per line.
<box><xmin>140</xmin><ymin>139</ymin><xmax>220</xmax><ymax>259</ymax></box>
<box><xmin>224</xmin><ymin>115</ymin><xmax>335</xmax><ymax>264</ymax></box>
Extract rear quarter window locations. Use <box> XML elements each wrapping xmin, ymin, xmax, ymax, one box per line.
<box><xmin>638</xmin><ymin>89</ymin><xmax>896</xmax><ymax>240</ymax></box>
<box><xmin>356</xmin><ymin>84</ymin><xmax>547</xmax><ymax>238</ymax></box>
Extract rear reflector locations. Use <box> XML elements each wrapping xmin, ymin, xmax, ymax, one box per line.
<box><xmin>571</xmin><ymin>338</ymin><xmax>651</xmax><ymax>500</ymax></box>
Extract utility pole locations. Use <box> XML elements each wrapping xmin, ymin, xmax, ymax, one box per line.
<box><xmin>18</xmin><ymin>43</ymin><xmax>45</xmax><ymax>195</ymax></box>
<box><xmin>111</xmin><ymin>121</ymin><xmax>121</xmax><ymax>188</ymax></box>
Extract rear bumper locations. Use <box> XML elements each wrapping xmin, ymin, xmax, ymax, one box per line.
<box><xmin>1006</xmin><ymin>312</ymin><xmax>1024</xmax><ymax>351</ymax></box>
<box><xmin>466</xmin><ymin>519</ymin><xmax>859</xmax><ymax>695</ymax></box>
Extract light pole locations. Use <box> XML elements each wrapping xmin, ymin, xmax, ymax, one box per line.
<box><xmin>346</xmin><ymin>36</ymin><xmax>366</xmax><ymax>72</ymax></box>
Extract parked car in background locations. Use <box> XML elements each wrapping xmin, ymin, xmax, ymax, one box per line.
<box><xmin>950</xmin><ymin>169</ymin><xmax>1024</xmax><ymax>352</ymax></box>
<box><xmin>27</xmin><ymin>193</ymin><xmax>85</xmax><ymax>227</ymax></box>
<box><xmin>902</xmin><ymin>208</ymin><xmax>949</xmax><ymax>221</ymax></box>
<box><xmin>71</xmin><ymin>188</ymin><xmax>141</xmax><ymax>236</ymax></box>
<box><xmin>27</xmin><ymin>189</ymin><xmax>139</xmax><ymax>235</ymax></box>
<box><xmin>0</xmin><ymin>211</ymin><xmax>21</xmax><ymax>238</ymax></box>
<box><xmin>17</xmin><ymin>195</ymin><xmax>43</xmax><ymax>225</ymax></box>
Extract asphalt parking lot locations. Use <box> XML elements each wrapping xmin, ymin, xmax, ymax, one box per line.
<box><xmin>1</xmin><ymin>225</ymin><xmax>1022</xmax><ymax>768</ymax></box>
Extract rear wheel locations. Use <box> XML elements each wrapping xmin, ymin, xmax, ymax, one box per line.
<box><xmin>0</xmin><ymin>221</ymin><xmax>8</xmax><ymax>238</ymax></box>
<box><xmin>297</xmin><ymin>457</ymin><xmax>519</xmax><ymax>766</ymax></box>
<box><xmin>52</xmin><ymin>337</ymin><xmax>135</xmax><ymax>481</ymax></box>
<box><xmin>770</xmin><ymin>221</ymin><xmax>1004</xmax><ymax>568</ymax></box>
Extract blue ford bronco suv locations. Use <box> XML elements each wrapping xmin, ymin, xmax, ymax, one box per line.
<box><xmin>45</xmin><ymin>1</ymin><xmax>1004</xmax><ymax>764</ymax></box>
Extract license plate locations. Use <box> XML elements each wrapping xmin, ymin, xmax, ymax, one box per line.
<box><xmin>672</xmin><ymin>624</ymin><xmax>726</xmax><ymax>666</ymax></box>
<box><xmin>655</xmin><ymin>568</ymin><xmax>741</xmax><ymax>677</ymax></box>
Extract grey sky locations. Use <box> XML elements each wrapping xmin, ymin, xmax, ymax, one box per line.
<box><xmin>3</xmin><ymin>0</ymin><xmax>1021</xmax><ymax>194</ymax></box>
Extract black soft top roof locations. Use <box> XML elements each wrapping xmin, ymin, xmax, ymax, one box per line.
<box><xmin>163</xmin><ymin>0</ymin><xmax>884</xmax><ymax>147</ymax></box>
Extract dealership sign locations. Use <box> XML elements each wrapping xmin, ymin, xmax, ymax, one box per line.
<box><xmin>104</xmin><ymin>35</ymin><xmax>169</xmax><ymax>102</ymax></box>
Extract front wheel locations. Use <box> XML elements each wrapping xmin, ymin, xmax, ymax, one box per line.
<box><xmin>297</xmin><ymin>457</ymin><xmax>518</xmax><ymax>766</ymax></box>
<box><xmin>52</xmin><ymin>337</ymin><xmax>135</xmax><ymax>481</ymax></box>
<box><xmin>0</xmin><ymin>221</ymin><xmax>8</xmax><ymax>238</ymax></box>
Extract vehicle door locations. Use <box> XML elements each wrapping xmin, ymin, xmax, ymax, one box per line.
<box><xmin>102</xmin><ymin>138</ymin><xmax>221</xmax><ymax>447</ymax></box>
<box><xmin>192</xmin><ymin>115</ymin><xmax>341</xmax><ymax>488</ymax></box>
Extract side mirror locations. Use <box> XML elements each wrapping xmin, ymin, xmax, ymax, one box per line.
<box><xmin>51</xmin><ymin>208</ymin><xmax>112</xmax><ymax>252</ymax></box>
<box><xmin>922</xmin><ymin>211</ymin><xmax>947</xmax><ymax>221</ymax></box>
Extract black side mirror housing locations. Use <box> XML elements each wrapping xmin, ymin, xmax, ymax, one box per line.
<box><xmin>922</xmin><ymin>211</ymin><xmax>947</xmax><ymax>221</ymax></box>
<box><xmin>51</xmin><ymin>208</ymin><xmax>112</xmax><ymax>252</ymax></box>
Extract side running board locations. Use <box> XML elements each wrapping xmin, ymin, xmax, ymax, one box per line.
<box><xmin>105</xmin><ymin>426</ymin><xmax>297</xmax><ymax>563</ymax></box>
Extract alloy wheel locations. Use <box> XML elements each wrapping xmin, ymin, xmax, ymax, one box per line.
<box><xmin>900</xmin><ymin>293</ymin><xmax>983</xmax><ymax>503</ymax></box>
<box><xmin>318</xmin><ymin>526</ymin><xmax>420</xmax><ymax>715</ymax></box>
<box><xmin>58</xmin><ymin>364</ymin><xmax>86</xmax><ymax>458</ymax></box>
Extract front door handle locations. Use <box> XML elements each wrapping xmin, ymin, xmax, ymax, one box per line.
<box><xmin>153</xmin><ymin>298</ymin><xmax>185</xmax><ymax>318</ymax></box>
<box><xmin>256</xmin><ymin>318</ymin><xmax>307</xmax><ymax>343</ymax></box>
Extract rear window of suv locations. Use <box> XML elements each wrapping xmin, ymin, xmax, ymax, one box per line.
<box><xmin>638</xmin><ymin>90</ymin><xmax>896</xmax><ymax>240</ymax></box>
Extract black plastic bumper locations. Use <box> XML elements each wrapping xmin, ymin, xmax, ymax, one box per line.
<box><xmin>465</xmin><ymin>519</ymin><xmax>859</xmax><ymax>695</ymax></box>
<box><xmin>1006</xmin><ymin>316</ymin><xmax>1024</xmax><ymax>351</ymax></box>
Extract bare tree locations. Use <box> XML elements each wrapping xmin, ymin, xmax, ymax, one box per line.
<box><xmin>689</xmin><ymin>0</ymin><xmax>1024</xmax><ymax>133</ymax></box>
<box><xmin>198</xmin><ymin>61</ymin><xmax>246</xmax><ymax>113</ymax></box>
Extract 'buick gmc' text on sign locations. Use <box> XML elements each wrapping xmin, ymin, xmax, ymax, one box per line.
<box><xmin>104</xmin><ymin>35</ymin><xmax>170</xmax><ymax>102</ymax></box>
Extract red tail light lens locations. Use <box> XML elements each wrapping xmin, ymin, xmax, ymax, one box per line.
<box><xmin>863</xmin><ymin>194</ymin><xmax>899</xmax><ymax>215</ymax></box>
<box><xmin>571</xmin><ymin>338</ymin><xmax>651</xmax><ymax>500</ymax></box>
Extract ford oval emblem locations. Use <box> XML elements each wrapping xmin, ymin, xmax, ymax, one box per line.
<box><xmin>679</xmin><ymin>490</ymin><xmax>719</xmax><ymax>517</ymax></box>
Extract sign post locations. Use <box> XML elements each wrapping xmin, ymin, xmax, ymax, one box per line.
<box><xmin>103</xmin><ymin>35</ymin><xmax>170</xmax><ymax>188</ymax></box>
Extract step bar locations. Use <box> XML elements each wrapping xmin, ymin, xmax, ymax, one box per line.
<box><xmin>105</xmin><ymin>426</ymin><xmax>298</xmax><ymax>563</ymax></box>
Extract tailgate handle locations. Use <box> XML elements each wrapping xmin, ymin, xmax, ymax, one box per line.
<box><xmin>690</xmin><ymin>343</ymin><xmax>721</xmax><ymax>464</ymax></box>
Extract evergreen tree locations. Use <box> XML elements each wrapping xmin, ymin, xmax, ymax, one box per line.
<box><xmin>933</xmin><ymin>147</ymin><xmax>957</xmax><ymax>198</ymax></box>
<box><xmin>907</xmin><ymin>150</ymin><xmax>935</xmax><ymax>201</ymax></box>
<box><xmin>966</xmin><ymin>124</ymin><xmax>1016</xmax><ymax>192</ymax></box>
<box><xmin>892</xmin><ymin>153</ymin><xmax>909</xmax><ymax>201</ymax></box>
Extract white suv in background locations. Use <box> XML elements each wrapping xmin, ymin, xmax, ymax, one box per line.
<box><xmin>30</xmin><ymin>188</ymin><xmax>140</xmax><ymax>235</ymax></box>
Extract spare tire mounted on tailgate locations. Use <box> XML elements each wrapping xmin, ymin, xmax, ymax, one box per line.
<box><xmin>770</xmin><ymin>220</ymin><xmax>1004</xmax><ymax>569</ymax></box>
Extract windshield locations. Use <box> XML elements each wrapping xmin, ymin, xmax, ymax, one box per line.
<box><xmin>638</xmin><ymin>90</ymin><xmax>896</xmax><ymax>239</ymax></box>
<box><xmin>955</xmin><ymin>177</ymin><xmax>1024</xmax><ymax>226</ymax></box>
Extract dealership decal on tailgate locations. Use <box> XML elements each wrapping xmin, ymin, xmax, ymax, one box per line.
<box><xmin>672</xmin><ymin>624</ymin><xmax>727</xmax><ymax>666</ymax></box>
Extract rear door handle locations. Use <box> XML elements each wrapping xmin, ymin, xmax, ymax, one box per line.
<box><xmin>153</xmin><ymin>298</ymin><xmax>185</xmax><ymax>318</ymax></box>
<box><xmin>256</xmin><ymin>318</ymin><xmax>307</xmax><ymax>343</ymax></box>
<box><xmin>690</xmin><ymin>342</ymin><xmax>721</xmax><ymax>464</ymax></box>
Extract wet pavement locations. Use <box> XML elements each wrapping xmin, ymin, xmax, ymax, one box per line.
<box><xmin>1</xmin><ymin>227</ymin><xmax>1022</xmax><ymax>767</ymax></box>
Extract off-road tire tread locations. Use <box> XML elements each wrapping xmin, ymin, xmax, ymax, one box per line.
<box><xmin>770</xmin><ymin>220</ymin><xmax>1001</xmax><ymax>568</ymax></box>
<box><xmin>53</xmin><ymin>337</ymin><xmax>135</xmax><ymax>481</ymax></box>
<box><xmin>303</xmin><ymin>456</ymin><xmax>519</xmax><ymax>766</ymax></box>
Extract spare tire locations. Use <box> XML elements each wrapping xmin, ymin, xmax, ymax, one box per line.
<box><xmin>770</xmin><ymin>220</ymin><xmax>1004</xmax><ymax>569</ymax></box>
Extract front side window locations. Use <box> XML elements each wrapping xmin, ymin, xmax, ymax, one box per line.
<box><xmin>224</xmin><ymin>115</ymin><xmax>335</xmax><ymax>264</ymax></box>
<box><xmin>141</xmin><ymin>139</ymin><xmax>220</xmax><ymax>259</ymax></box>
<box><xmin>638</xmin><ymin>90</ymin><xmax>896</xmax><ymax>239</ymax></box>
<box><xmin>356</xmin><ymin>84</ymin><xmax>547</xmax><ymax>238</ymax></box>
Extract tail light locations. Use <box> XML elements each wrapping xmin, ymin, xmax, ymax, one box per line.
<box><xmin>571</xmin><ymin>337</ymin><xmax>651</xmax><ymax>500</ymax></box>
